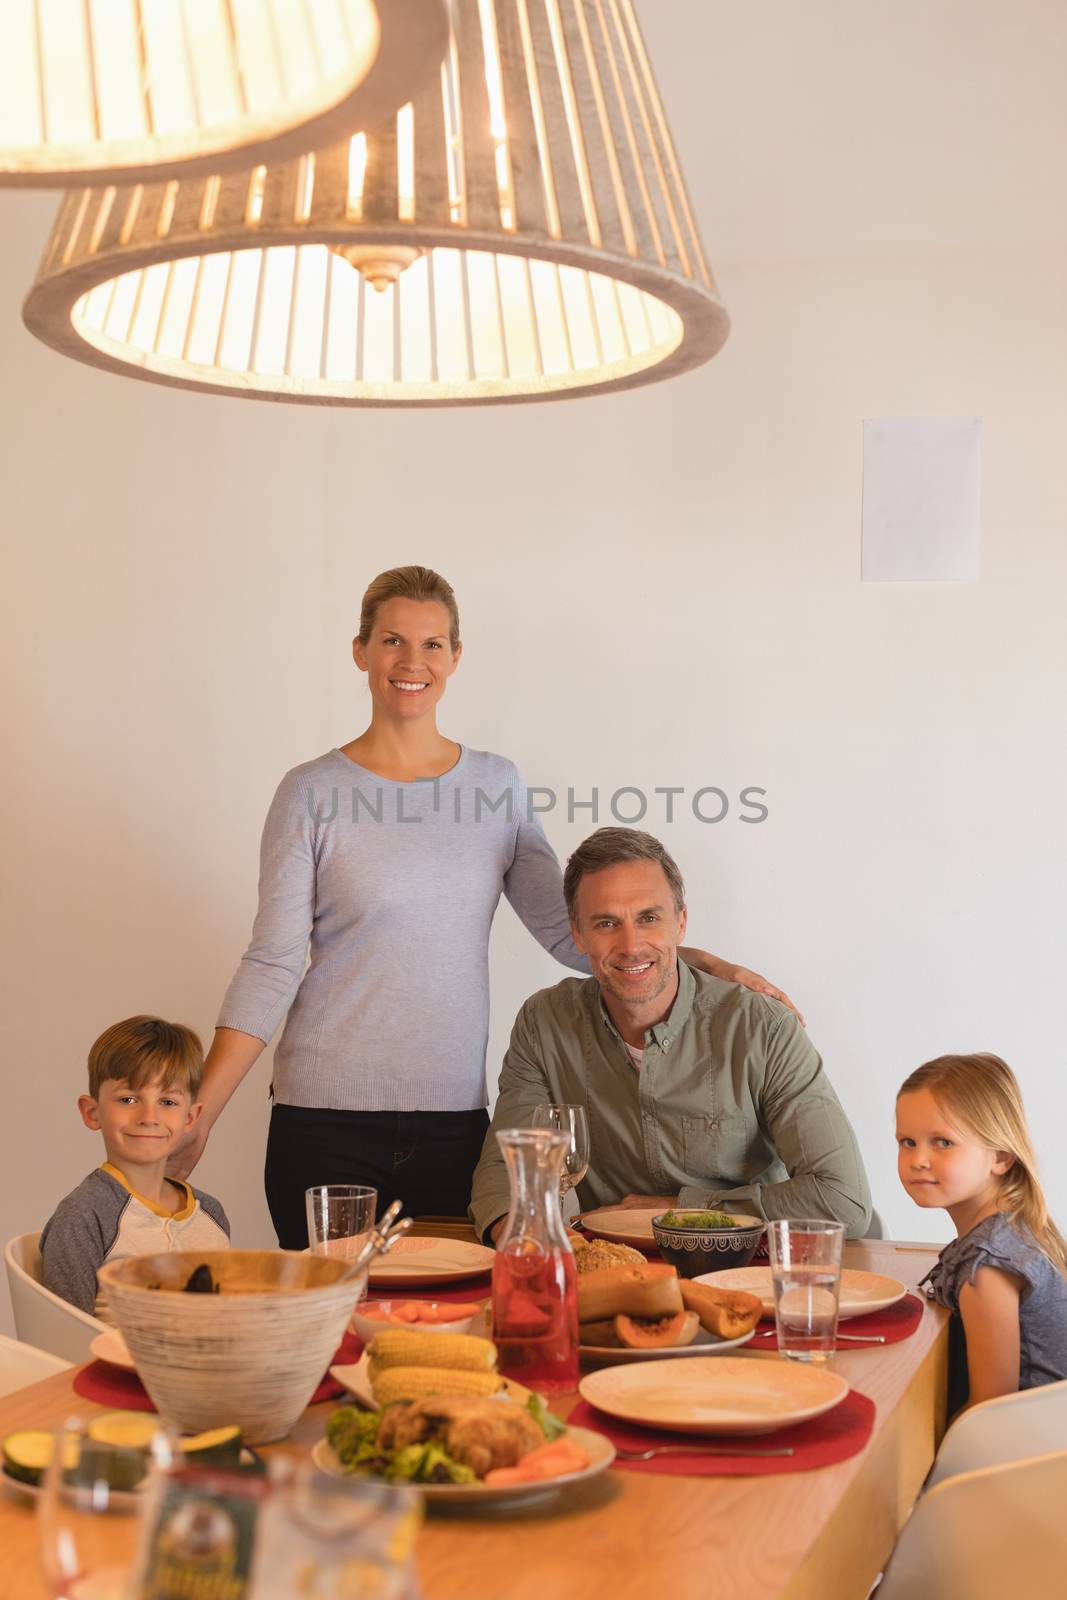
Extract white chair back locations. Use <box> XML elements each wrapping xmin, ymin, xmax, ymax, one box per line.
<box><xmin>4</xmin><ymin>1232</ymin><xmax>107</xmax><ymax>1363</ymax></box>
<box><xmin>927</xmin><ymin>1375</ymin><xmax>1067</xmax><ymax>1486</ymax></box>
<box><xmin>0</xmin><ymin>1332</ymin><xmax>71</xmax><ymax>1398</ymax></box>
<box><xmin>877</xmin><ymin>1448</ymin><xmax>1067</xmax><ymax>1599</ymax></box>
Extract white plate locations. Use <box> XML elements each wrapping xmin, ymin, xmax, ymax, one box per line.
<box><xmin>330</xmin><ymin>1353</ymin><xmax>389</xmax><ymax>1408</ymax></box>
<box><xmin>702</xmin><ymin>1267</ymin><xmax>908</xmax><ymax>1321</ymax></box>
<box><xmin>579</xmin><ymin>1355</ymin><xmax>849</xmax><ymax>1436</ymax></box>
<box><xmin>580</xmin><ymin>1325</ymin><xmax>754</xmax><ymax>1364</ymax></box>
<box><xmin>2</xmin><ymin>1465</ymin><xmax>144</xmax><ymax>1504</ymax></box>
<box><xmin>368</xmin><ymin>1237</ymin><xmax>496</xmax><ymax>1287</ymax></box>
<box><xmin>311</xmin><ymin>1426</ymin><xmax>613</xmax><ymax>1506</ymax></box>
<box><xmin>348</xmin><ymin>1300</ymin><xmax>483</xmax><ymax>1342</ymax></box>
<box><xmin>2</xmin><ymin>1466</ymin><xmax>54</xmax><ymax>1503</ymax></box>
<box><xmin>90</xmin><ymin>1329</ymin><xmax>135</xmax><ymax>1369</ymax></box>
<box><xmin>329</xmin><ymin>1353</ymin><xmax>537</xmax><ymax>1411</ymax></box>
<box><xmin>576</xmin><ymin>1208</ymin><xmax>661</xmax><ymax>1247</ymax></box>
<box><xmin>2</xmin><ymin>1447</ymin><xmax>259</xmax><ymax>1502</ymax></box>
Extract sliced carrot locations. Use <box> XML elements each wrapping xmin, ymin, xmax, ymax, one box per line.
<box><xmin>483</xmin><ymin>1441</ymin><xmax>591</xmax><ymax>1485</ymax></box>
<box><xmin>424</xmin><ymin>1302</ymin><xmax>480</xmax><ymax>1322</ymax></box>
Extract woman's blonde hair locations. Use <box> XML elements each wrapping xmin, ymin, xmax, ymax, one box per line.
<box><xmin>357</xmin><ymin>566</ymin><xmax>460</xmax><ymax>652</ymax></box>
<box><xmin>87</xmin><ymin>1016</ymin><xmax>204</xmax><ymax>1100</ymax></box>
<box><xmin>898</xmin><ymin>1053</ymin><xmax>1067</xmax><ymax>1274</ymax></box>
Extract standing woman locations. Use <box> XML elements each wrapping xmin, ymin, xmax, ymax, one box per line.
<box><xmin>172</xmin><ymin>566</ymin><xmax>796</xmax><ymax>1245</ymax></box>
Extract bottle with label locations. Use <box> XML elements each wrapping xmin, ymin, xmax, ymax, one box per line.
<box><xmin>491</xmin><ymin>1127</ymin><xmax>579</xmax><ymax>1395</ymax></box>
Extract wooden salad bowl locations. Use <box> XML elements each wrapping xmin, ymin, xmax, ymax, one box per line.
<box><xmin>97</xmin><ymin>1249</ymin><xmax>367</xmax><ymax>1443</ymax></box>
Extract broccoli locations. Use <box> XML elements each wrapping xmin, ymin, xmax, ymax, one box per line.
<box><xmin>326</xmin><ymin>1406</ymin><xmax>382</xmax><ymax>1470</ymax></box>
<box><xmin>660</xmin><ymin>1210</ymin><xmax>738</xmax><ymax>1229</ymax></box>
<box><xmin>386</xmin><ymin>1443</ymin><xmax>476</xmax><ymax>1485</ymax></box>
<box><xmin>526</xmin><ymin>1393</ymin><xmax>565</xmax><ymax>1442</ymax></box>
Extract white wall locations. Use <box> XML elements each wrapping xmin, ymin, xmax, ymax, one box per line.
<box><xmin>3</xmin><ymin>1</ymin><xmax>1065</xmax><ymax>1331</ymax></box>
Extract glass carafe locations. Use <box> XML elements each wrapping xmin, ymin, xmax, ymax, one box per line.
<box><xmin>491</xmin><ymin>1128</ymin><xmax>579</xmax><ymax>1395</ymax></box>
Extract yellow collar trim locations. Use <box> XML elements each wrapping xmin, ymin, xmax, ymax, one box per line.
<box><xmin>101</xmin><ymin>1162</ymin><xmax>196</xmax><ymax>1221</ymax></box>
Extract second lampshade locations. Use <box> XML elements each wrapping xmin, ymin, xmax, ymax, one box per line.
<box><xmin>0</xmin><ymin>0</ymin><xmax>450</xmax><ymax>186</ymax></box>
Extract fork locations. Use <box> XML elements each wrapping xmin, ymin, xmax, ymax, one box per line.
<box><xmin>615</xmin><ymin>1443</ymin><xmax>795</xmax><ymax>1460</ymax></box>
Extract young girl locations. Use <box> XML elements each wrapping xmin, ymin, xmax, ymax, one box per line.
<box><xmin>896</xmin><ymin>1053</ymin><xmax>1067</xmax><ymax>1413</ymax></box>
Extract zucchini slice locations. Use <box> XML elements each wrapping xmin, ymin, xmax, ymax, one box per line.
<box><xmin>180</xmin><ymin>1425</ymin><xmax>243</xmax><ymax>1467</ymax></box>
<box><xmin>2</xmin><ymin>1430</ymin><xmax>54</xmax><ymax>1486</ymax></box>
<box><xmin>86</xmin><ymin>1412</ymin><xmax>162</xmax><ymax>1450</ymax></box>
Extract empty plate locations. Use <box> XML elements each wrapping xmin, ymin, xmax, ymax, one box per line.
<box><xmin>579</xmin><ymin>1355</ymin><xmax>849</xmax><ymax>1436</ymax></box>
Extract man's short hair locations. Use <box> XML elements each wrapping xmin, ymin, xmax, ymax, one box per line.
<box><xmin>87</xmin><ymin>1015</ymin><xmax>204</xmax><ymax>1100</ymax></box>
<box><xmin>563</xmin><ymin>827</ymin><xmax>686</xmax><ymax>920</ymax></box>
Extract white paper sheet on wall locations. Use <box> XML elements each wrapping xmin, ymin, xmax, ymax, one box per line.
<box><xmin>861</xmin><ymin>416</ymin><xmax>981</xmax><ymax>582</ymax></box>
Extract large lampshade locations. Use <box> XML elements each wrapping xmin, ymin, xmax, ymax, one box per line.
<box><xmin>24</xmin><ymin>0</ymin><xmax>729</xmax><ymax>405</ymax></box>
<box><xmin>0</xmin><ymin>0</ymin><xmax>450</xmax><ymax>187</ymax></box>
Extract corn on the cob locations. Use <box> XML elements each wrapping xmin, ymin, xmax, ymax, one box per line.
<box><xmin>367</xmin><ymin>1330</ymin><xmax>497</xmax><ymax>1375</ymax></box>
<box><xmin>371</xmin><ymin>1366</ymin><xmax>504</xmax><ymax>1405</ymax></box>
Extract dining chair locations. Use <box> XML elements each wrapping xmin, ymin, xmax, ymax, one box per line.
<box><xmin>0</xmin><ymin>1332</ymin><xmax>72</xmax><ymax>1398</ymax></box>
<box><xmin>876</xmin><ymin>1448</ymin><xmax>1067</xmax><ymax>1598</ymax></box>
<box><xmin>926</xmin><ymin>1375</ymin><xmax>1067</xmax><ymax>1487</ymax></box>
<box><xmin>4</xmin><ymin>1232</ymin><xmax>107</xmax><ymax>1363</ymax></box>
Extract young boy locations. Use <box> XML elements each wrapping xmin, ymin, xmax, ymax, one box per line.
<box><xmin>40</xmin><ymin>1015</ymin><xmax>230</xmax><ymax>1320</ymax></box>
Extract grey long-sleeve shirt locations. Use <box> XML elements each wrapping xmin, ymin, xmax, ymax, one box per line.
<box><xmin>217</xmin><ymin>748</ymin><xmax>588</xmax><ymax>1111</ymax></box>
<box><xmin>470</xmin><ymin>960</ymin><xmax>872</xmax><ymax>1239</ymax></box>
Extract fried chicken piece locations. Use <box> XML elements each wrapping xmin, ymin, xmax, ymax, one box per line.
<box><xmin>376</xmin><ymin>1397</ymin><xmax>543</xmax><ymax>1478</ymax></box>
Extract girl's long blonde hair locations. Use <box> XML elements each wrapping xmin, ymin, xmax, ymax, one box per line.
<box><xmin>899</xmin><ymin>1053</ymin><xmax>1067</xmax><ymax>1276</ymax></box>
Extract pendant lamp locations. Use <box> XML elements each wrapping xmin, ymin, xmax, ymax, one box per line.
<box><xmin>24</xmin><ymin>0</ymin><xmax>729</xmax><ymax>405</ymax></box>
<box><xmin>0</xmin><ymin>0</ymin><xmax>450</xmax><ymax>186</ymax></box>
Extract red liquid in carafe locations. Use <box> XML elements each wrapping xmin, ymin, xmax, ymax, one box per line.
<box><xmin>491</xmin><ymin>1246</ymin><xmax>579</xmax><ymax>1395</ymax></box>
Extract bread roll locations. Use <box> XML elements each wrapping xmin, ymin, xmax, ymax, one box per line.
<box><xmin>573</xmin><ymin>1239</ymin><xmax>647</xmax><ymax>1273</ymax></box>
<box><xmin>576</xmin><ymin>1263</ymin><xmax>683</xmax><ymax>1322</ymax></box>
<box><xmin>679</xmin><ymin>1279</ymin><xmax>762</xmax><ymax>1339</ymax></box>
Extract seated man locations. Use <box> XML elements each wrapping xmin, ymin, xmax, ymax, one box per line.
<box><xmin>471</xmin><ymin>827</ymin><xmax>871</xmax><ymax>1241</ymax></box>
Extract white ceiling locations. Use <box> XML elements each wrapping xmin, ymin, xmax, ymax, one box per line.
<box><xmin>641</xmin><ymin>0</ymin><xmax>1067</xmax><ymax>263</ymax></box>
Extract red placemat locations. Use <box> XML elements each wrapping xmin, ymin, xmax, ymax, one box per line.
<box><xmin>72</xmin><ymin>1361</ymin><xmax>157</xmax><ymax>1411</ymax></box>
<box><xmin>568</xmin><ymin>1389</ymin><xmax>875</xmax><ymax>1476</ymax></box>
<box><xmin>73</xmin><ymin>1329</ymin><xmax>366</xmax><ymax>1413</ymax></box>
<box><xmin>747</xmin><ymin>1294</ymin><xmax>924</xmax><ymax>1351</ymax></box>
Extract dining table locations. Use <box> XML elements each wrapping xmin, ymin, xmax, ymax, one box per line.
<box><xmin>0</xmin><ymin>1232</ymin><xmax>948</xmax><ymax>1600</ymax></box>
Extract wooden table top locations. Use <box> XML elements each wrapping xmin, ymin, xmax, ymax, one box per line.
<box><xmin>0</xmin><ymin>1240</ymin><xmax>948</xmax><ymax>1600</ymax></box>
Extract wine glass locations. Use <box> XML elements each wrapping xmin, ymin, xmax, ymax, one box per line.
<box><xmin>530</xmin><ymin>1104</ymin><xmax>590</xmax><ymax>1216</ymax></box>
<box><xmin>38</xmin><ymin>1420</ymin><xmax>173</xmax><ymax>1599</ymax></box>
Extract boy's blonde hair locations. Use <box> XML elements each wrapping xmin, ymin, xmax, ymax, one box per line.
<box><xmin>898</xmin><ymin>1053</ymin><xmax>1067</xmax><ymax>1275</ymax></box>
<box><xmin>87</xmin><ymin>1016</ymin><xmax>204</xmax><ymax>1101</ymax></box>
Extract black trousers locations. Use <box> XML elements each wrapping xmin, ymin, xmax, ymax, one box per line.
<box><xmin>264</xmin><ymin>1103</ymin><xmax>491</xmax><ymax>1249</ymax></box>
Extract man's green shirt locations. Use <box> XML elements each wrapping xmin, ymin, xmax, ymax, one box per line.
<box><xmin>470</xmin><ymin>961</ymin><xmax>871</xmax><ymax>1240</ymax></box>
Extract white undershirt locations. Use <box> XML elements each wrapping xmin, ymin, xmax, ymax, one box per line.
<box><xmin>625</xmin><ymin>1043</ymin><xmax>644</xmax><ymax>1071</ymax></box>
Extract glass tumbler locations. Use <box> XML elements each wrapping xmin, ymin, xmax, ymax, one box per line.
<box><xmin>767</xmin><ymin>1218</ymin><xmax>845</xmax><ymax>1362</ymax></box>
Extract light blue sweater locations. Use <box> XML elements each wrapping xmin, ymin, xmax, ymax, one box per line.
<box><xmin>217</xmin><ymin>748</ymin><xmax>587</xmax><ymax>1111</ymax></box>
